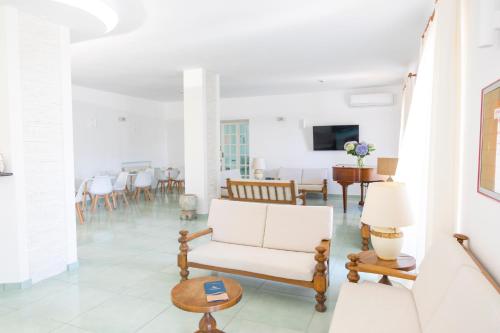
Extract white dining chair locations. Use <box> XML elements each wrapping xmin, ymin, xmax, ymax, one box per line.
<box><xmin>113</xmin><ymin>171</ymin><xmax>129</xmax><ymax>208</ymax></box>
<box><xmin>168</xmin><ymin>168</ymin><xmax>180</xmax><ymax>192</ymax></box>
<box><xmin>156</xmin><ymin>169</ymin><xmax>169</xmax><ymax>194</ymax></box>
<box><xmin>75</xmin><ymin>181</ymin><xmax>86</xmax><ymax>224</ymax></box>
<box><xmin>134</xmin><ymin>171</ymin><xmax>153</xmax><ymax>202</ymax></box>
<box><xmin>89</xmin><ymin>176</ymin><xmax>114</xmax><ymax>212</ymax></box>
<box><xmin>172</xmin><ymin>169</ymin><xmax>185</xmax><ymax>192</ymax></box>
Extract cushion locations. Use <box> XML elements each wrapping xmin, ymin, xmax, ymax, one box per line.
<box><xmin>301</xmin><ymin>168</ymin><xmax>328</xmax><ymax>185</ymax></box>
<box><xmin>278</xmin><ymin>168</ymin><xmax>302</xmax><ymax>184</ymax></box>
<box><xmin>423</xmin><ymin>265</ymin><xmax>500</xmax><ymax>333</ymax></box>
<box><xmin>411</xmin><ymin>235</ymin><xmax>478</xmax><ymax>328</ymax></box>
<box><xmin>329</xmin><ymin>282</ymin><xmax>421</xmax><ymax>333</ymax></box>
<box><xmin>263</xmin><ymin>204</ymin><xmax>333</xmax><ymax>253</ymax></box>
<box><xmin>207</xmin><ymin>199</ymin><xmax>267</xmax><ymax>247</ymax></box>
<box><xmin>189</xmin><ymin>241</ymin><xmax>317</xmax><ymax>281</ymax></box>
<box><xmin>298</xmin><ymin>184</ymin><xmax>324</xmax><ymax>191</ymax></box>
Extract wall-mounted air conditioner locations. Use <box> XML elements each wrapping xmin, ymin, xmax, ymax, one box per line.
<box><xmin>349</xmin><ymin>93</ymin><xmax>394</xmax><ymax>107</ymax></box>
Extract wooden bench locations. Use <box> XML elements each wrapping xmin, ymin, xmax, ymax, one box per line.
<box><xmin>226</xmin><ymin>179</ymin><xmax>305</xmax><ymax>205</ymax></box>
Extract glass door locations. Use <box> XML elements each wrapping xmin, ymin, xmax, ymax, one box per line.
<box><xmin>221</xmin><ymin>121</ymin><xmax>250</xmax><ymax>178</ymax></box>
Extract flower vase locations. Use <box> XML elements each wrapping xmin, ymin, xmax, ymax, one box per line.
<box><xmin>356</xmin><ymin>156</ymin><xmax>365</xmax><ymax>168</ymax></box>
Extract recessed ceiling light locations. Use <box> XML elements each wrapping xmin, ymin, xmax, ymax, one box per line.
<box><xmin>318</xmin><ymin>80</ymin><xmax>325</xmax><ymax>83</ymax></box>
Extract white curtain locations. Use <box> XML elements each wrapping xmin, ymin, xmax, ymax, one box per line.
<box><xmin>396</xmin><ymin>0</ymin><xmax>461</xmax><ymax>264</ymax></box>
<box><xmin>399</xmin><ymin>75</ymin><xmax>416</xmax><ymax>151</ymax></box>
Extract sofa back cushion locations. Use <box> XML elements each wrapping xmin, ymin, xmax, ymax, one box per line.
<box><xmin>301</xmin><ymin>168</ymin><xmax>328</xmax><ymax>185</ymax></box>
<box><xmin>422</xmin><ymin>265</ymin><xmax>500</xmax><ymax>333</ymax></box>
<box><xmin>263</xmin><ymin>204</ymin><xmax>333</xmax><ymax>253</ymax></box>
<box><xmin>278</xmin><ymin>168</ymin><xmax>302</xmax><ymax>184</ymax></box>
<box><xmin>207</xmin><ymin>199</ymin><xmax>267</xmax><ymax>247</ymax></box>
<box><xmin>412</xmin><ymin>235</ymin><xmax>491</xmax><ymax>329</ymax></box>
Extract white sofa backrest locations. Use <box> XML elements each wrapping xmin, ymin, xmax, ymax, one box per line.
<box><xmin>278</xmin><ymin>167</ymin><xmax>302</xmax><ymax>184</ymax></box>
<box><xmin>422</xmin><ymin>265</ymin><xmax>500</xmax><ymax>333</ymax></box>
<box><xmin>208</xmin><ymin>199</ymin><xmax>267</xmax><ymax>247</ymax></box>
<box><xmin>263</xmin><ymin>204</ymin><xmax>333</xmax><ymax>253</ymax></box>
<box><xmin>412</xmin><ymin>235</ymin><xmax>497</xmax><ymax>330</ymax></box>
<box><xmin>301</xmin><ymin>168</ymin><xmax>328</xmax><ymax>185</ymax></box>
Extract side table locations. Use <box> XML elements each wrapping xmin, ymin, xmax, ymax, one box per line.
<box><xmin>171</xmin><ymin>276</ymin><xmax>243</xmax><ymax>333</ymax></box>
<box><xmin>346</xmin><ymin>250</ymin><xmax>416</xmax><ymax>286</ymax></box>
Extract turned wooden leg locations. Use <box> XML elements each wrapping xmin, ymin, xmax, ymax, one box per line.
<box><xmin>361</xmin><ymin>223</ymin><xmax>370</xmax><ymax>251</ymax></box>
<box><xmin>359</xmin><ymin>182</ymin><xmax>365</xmax><ymax>206</ymax></box>
<box><xmin>346</xmin><ymin>253</ymin><xmax>360</xmax><ymax>283</ymax></box>
<box><xmin>313</xmin><ymin>246</ymin><xmax>328</xmax><ymax>312</ymax></box>
<box><xmin>178</xmin><ymin>230</ymin><xmax>189</xmax><ymax>282</ymax></box>
<box><xmin>197</xmin><ymin>313</ymin><xmax>221</xmax><ymax>333</ymax></box>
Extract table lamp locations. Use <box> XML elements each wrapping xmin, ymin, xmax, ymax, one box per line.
<box><xmin>361</xmin><ymin>182</ymin><xmax>414</xmax><ymax>260</ymax></box>
<box><xmin>252</xmin><ymin>158</ymin><xmax>266</xmax><ymax>180</ymax></box>
<box><xmin>377</xmin><ymin>157</ymin><xmax>398</xmax><ymax>182</ymax></box>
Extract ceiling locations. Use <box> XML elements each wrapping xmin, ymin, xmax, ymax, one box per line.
<box><xmin>71</xmin><ymin>0</ymin><xmax>433</xmax><ymax>101</ymax></box>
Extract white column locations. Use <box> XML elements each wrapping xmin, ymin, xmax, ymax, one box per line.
<box><xmin>0</xmin><ymin>6</ymin><xmax>77</xmax><ymax>286</ymax></box>
<box><xmin>183</xmin><ymin>69</ymin><xmax>220</xmax><ymax>214</ymax></box>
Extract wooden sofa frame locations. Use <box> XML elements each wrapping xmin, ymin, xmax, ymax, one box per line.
<box><xmin>178</xmin><ymin>228</ymin><xmax>331</xmax><ymax>312</ymax></box>
<box><xmin>345</xmin><ymin>233</ymin><xmax>500</xmax><ymax>293</ymax></box>
<box><xmin>226</xmin><ymin>179</ymin><xmax>305</xmax><ymax>205</ymax></box>
<box><xmin>299</xmin><ymin>179</ymin><xmax>328</xmax><ymax>203</ymax></box>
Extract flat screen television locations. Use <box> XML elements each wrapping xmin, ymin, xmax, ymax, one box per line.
<box><xmin>313</xmin><ymin>125</ymin><xmax>359</xmax><ymax>151</ymax></box>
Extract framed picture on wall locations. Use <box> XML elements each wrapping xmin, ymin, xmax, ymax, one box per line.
<box><xmin>477</xmin><ymin>79</ymin><xmax>500</xmax><ymax>201</ymax></box>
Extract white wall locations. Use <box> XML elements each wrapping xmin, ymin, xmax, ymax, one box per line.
<box><xmin>458</xmin><ymin>0</ymin><xmax>500</xmax><ymax>281</ymax></box>
<box><xmin>72</xmin><ymin>86</ymin><xmax>182</xmax><ymax>182</ymax></box>
<box><xmin>0</xmin><ymin>7</ymin><xmax>76</xmax><ymax>284</ymax></box>
<box><xmin>163</xmin><ymin>86</ymin><xmax>402</xmax><ymax>195</ymax></box>
<box><xmin>221</xmin><ymin>86</ymin><xmax>401</xmax><ymax>194</ymax></box>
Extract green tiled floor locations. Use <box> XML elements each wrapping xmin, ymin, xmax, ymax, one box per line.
<box><xmin>0</xmin><ymin>193</ymin><xmax>366</xmax><ymax>333</ymax></box>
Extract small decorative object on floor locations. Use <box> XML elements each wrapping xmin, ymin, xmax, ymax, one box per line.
<box><xmin>179</xmin><ymin>194</ymin><xmax>197</xmax><ymax>220</ymax></box>
<box><xmin>171</xmin><ymin>276</ymin><xmax>242</xmax><ymax>333</ymax></box>
<box><xmin>344</xmin><ymin>141</ymin><xmax>375</xmax><ymax>168</ymax></box>
<box><xmin>204</xmin><ymin>280</ymin><xmax>229</xmax><ymax>302</ymax></box>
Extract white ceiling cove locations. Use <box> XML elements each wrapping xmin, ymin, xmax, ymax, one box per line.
<box><xmin>71</xmin><ymin>0</ymin><xmax>433</xmax><ymax>101</ymax></box>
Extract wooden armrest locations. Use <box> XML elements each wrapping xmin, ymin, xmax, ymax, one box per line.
<box><xmin>355</xmin><ymin>263</ymin><xmax>417</xmax><ymax>281</ymax></box>
<box><xmin>316</xmin><ymin>240</ymin><xmax>331</xmax><ymax>259</ymax></box>
<box><xmin>179</xmin><ymin>228</ymin><xmax>213</xmax><ymax>243</ymax></box>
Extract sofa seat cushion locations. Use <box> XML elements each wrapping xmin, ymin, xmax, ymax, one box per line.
<box><xmin>329</xmin><ymin>282</ymin><xmax>421</xmax><ymax>333</ymax></box>
<box><xmin>298</xmin><ymin>184</ymin><xmax>324</xmax><ymax>191</ymax></box>
<box><xmin>278</xmin><ymin>167</ymin><xmax>302</xmax><ymax>184</ymax></box>
<box><xmin>189</xmin><ymin>241</ymin><xmax>317</xmax><ymax>281</ymax></box>
<box><xmin>207</xmin><ymin>199</ymin><xmax>267</xmax><ymax>247</ymax></box>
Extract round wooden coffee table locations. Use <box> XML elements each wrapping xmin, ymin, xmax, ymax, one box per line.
<box><xmin>171</xmin><ymin>276</ymin><xmax>243</xmax><ymax>333</ymax></box>
<box><xmin>358</xmin><ymin>250</ymin><xmax>416</xmax><ymax>285</ymax></box>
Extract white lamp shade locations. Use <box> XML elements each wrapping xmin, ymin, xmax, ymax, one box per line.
<box><xmin>361</xmin><ymin>182</ymin><xmax>414</xmax><ymax>228</ymax></box>
<box><xmin>252</xmin><ymin>158</ymin><xmax>266</xmax><ymax>170</ymax></box>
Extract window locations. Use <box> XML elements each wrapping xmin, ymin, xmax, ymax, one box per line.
<box><xmin>221</xmin><ymin>121</ymin><xmax>249</xmax><ymax>178</ymax></box>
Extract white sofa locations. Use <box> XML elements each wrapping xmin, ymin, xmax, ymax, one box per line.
<box><xmin>329</xmin><ymin>235</ymin><xmax>500</xmax><ymax>333</ymax></box>
<box><xmin>278</xmin><ymin>167</ymin><xmax>328</xmax><ymax>201</ymax></box>
<box><xmin>178</xmin><ymin>199</ymin><xmax>334</xmax><ymax>311</ymax></box>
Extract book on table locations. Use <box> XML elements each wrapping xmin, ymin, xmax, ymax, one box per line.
<box><xmin>204</xmin><ymin>280</ymin><xmax>229</xmax><ymax>302</ymax></box>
